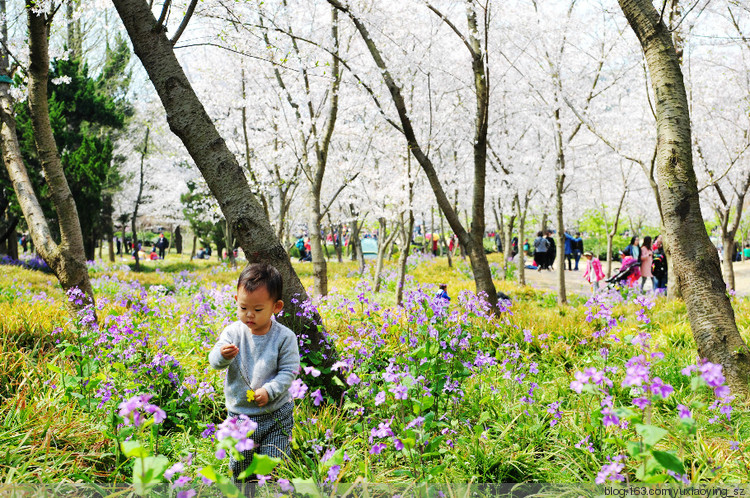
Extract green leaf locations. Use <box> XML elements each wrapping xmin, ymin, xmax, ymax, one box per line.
<box><xmin>626</xmin><ymin>441</ymin><xmax>644</xmax><ymax>458</ymax></box>
<box><xmin>321</xmin><ymin>449</ymin><xmax>344</xmax><ymax>469</ymax></box>
<box><xmin>47</xmin><ymin>364</ymin><xmax>62</xmax><ymax>374</ymax></box>
<box><xmin>246</xmin><ymin>454</ymin><xmax>280</xmax><ymax>475</ymax></box>
<box><xmin>199</xmin><ymin>465</ymin><xmax>218</xmax><ymax>482</ymax></box>
<box><xmin>132</xmin><ymin>455</ymin><xmax>169</xmax><ymax>488</ymax></box>
<box><xmin>635</xmin><ymin>424</ymin><xmax>668</xmax><ymax>447</ymax></box>
<box><xmin>421</xmin><ymin>396</ymin><xmax>434</xmax><ymax>411</ymax></box>
<box><xmin>291</xmin><ymin>478</ymin><xmax>321</xmax><ymax>498</ymax></box>
<box><xmin>121</xmin><ymin>440</ymin><xmax>148</xmax><ymax>458</ymax></box>
<box><xmin>652</xmin><ymin>450</ymin><xmax>685</xmax><ymax>474</ymax></box>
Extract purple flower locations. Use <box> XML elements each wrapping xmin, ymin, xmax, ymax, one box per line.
<box><xmin>595</xmin><ymin>460</ymin><xmax>625</xmax><ymax>484</ymax></box>
<box><xmin>215</xmin><ymin>448</ymin><xmax>226</xmax><ymax>460</ymax></box>
<box><xmin>236</xmin><ymin>438</ymin><xmax>255</xmax><ymax>452</ymax></box>
<box><xmin>346</xmin><ymin>373</ymin><xmax>361</xmax><ymax>386</ymax></box>
<box><xmin>369</xmin><ymin>443</ymin><xmax>387</xmax><ymax>454</ymax></box>
<box><xmin>622</xmin><ymin>362</ymin><xmax>649</xmax><ymax>387</ymax></box>
<box><xmin>374</xmin><ymin>391</ymin><xmax>386</xmax><ymax>406</ymax></box>
<box><xmin>406</xmin><ymin>416</ymin><xmax>424</xmax><ymax>429</ymax></box>
<box><xmin>677</xmin><ymin>404</ymin><xmax>691</xmax><ymax>419</ymax></box>
<box><xmin>393</xmin><ymin>438</ymin><xmax>404</xmax><ymax>450</ymax></box>
<box><xmin>389</xmin><ymin>384</ymin><xmax>408</xmax><ymax>400</ymax></box>
<box><xmin>699</xmin><ymin>362</ymin><xmax>725</xmax><ymax>387</ymax></box>
<box><xmin>632</xmin><ymin>397</ymin><xmax>650</xmax><ymax>410</ymax></box>
<box><xmin>730</xmin><ymin>441</ymin><xmax>740</xmax><ymax>451</ymax></box>
<box><xmin>177</xmin><ymin>491</ymin><xmax>196</xmax><ymax>498</ymax></box>
<box><xmin>278</xmin><ymin>479</ymin><xmax>294</xmax><ymax>492</ymax></box>
<box><xmin>171</xmin><ymin>475</ymin><xmax>191</xmax><ymax>489</ymax></box>
<box><xmin>257</xmin><ymin>474</ymin><xmax>270</xmax><ymax>486</ymax></box>
<box><xmin>371</xmin><ymin>421</ymin><xmax>394</xmax><ymax>439</ymax></box>
<box><xmin>289</xmin><ymin>379</ymin><xmax>308</xmax><ymax>399</ymax></box>
<box><xmin>602</xmin><ymin>407</ymin><xmax>619</xmax><ymax>427</ymax></box>
<box><xmin>650</xmin><ymin>377</ymin><xmax>674</xmax><ymax>399</ymax></box>
<box><xmin>164</xmin><ymin>462</ymin><xmax>184</xmax><ymax>480</ymax></box>
<box><xmin>303</xmin><ymin>366</ymin><xmax>321</xmax><ymax>377</ymax></box>
<box><xmin>327</xmin><ymin>465</ymin><xmax>341</xmax><ymax>483</ymax></box>
<box><xmin>311</xmin><ymin>389</ymin><xmax>323</xmax><ymax>406</ymax></box>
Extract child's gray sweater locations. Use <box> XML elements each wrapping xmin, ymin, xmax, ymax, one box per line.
<box><xmin>209</xmin><ymin>320</ymin><xmax>300</xmax><ymax>416</ymax></box>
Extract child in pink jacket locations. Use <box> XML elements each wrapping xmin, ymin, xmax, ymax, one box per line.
<box><xmin>583</xmin><ymin>251</ymin><xmax>605</xmax><ymax>294</ymax></box>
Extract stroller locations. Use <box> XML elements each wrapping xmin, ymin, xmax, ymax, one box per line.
<box><xmin>605</xmin><ymin>256</ymin><xmax>641</xmax><ymax>289</ymax></box>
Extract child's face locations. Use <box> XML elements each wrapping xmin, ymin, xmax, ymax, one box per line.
<box><xmin>235</xmin><ymin>285</ymin><xmax>284</xmax><ymax>335</ymax></box>
<box><xmin>585</xmin><ymin>255</ymin><xmax>593</xmax><ymax>261</ymax></box>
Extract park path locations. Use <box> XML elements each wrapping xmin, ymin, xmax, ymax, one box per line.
<box><xmin>520</xmin><ymin>259</ymin><xmax>750</xmax><ymax>297</ymax></box>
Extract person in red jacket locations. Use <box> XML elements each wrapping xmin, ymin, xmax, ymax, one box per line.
<box><xmin>583</xmin><ymin>251</ymin><xmax>605</xmax><ymax>295</ymax></box>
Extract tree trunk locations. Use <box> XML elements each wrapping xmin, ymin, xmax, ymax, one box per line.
<box><xmin>606</xmin><ymin>235</ymin><xmax>615</xmax><ymax>278</ymax></box>
<box><xmin>396</xmin><ymin>211</ymin><xmax>414</xmax><ymax>306</ymax></box>
<box><xmin>190</xmin><ymin>234</ymin><xmax>197</xmax><ymax>260</ymax></box>
<box><xmin>618</xmin><ymin>0</ymin><xmax>750</xmax><ymax>395</ymax></box>
<box><xmin>515</xmin><ymin>195</ymin><xmax>527</xmax><ymax>287</ymax></box>
<box><xmin>439</xmin><ymin>208</ymin><xmax>452</xmax><ymax>268</ymax></box>
<box><xmin>1</xmin><ymin>7</ymin><xmax>94</xmax><ymax>315</ymax></box>
<box><xmin>554</xmin><ymin>107</ymin><xmax>567</xmax><ymax>305</ymax></box>
<box><xmin>175</xmin><ymin>225</ymin><xmax>183</xmax><ymax>254</ymax></box>
<box><xmin>310</xmin><ymin>196</ymin><xmax>328</xmax><ymax>297</ymax></box>
<box><xmin>132</xmin><ymin>127</ymin><xmax>148</xmax><ymax>272</ymax></box>
<box><xmin>722</xmin><ymin>235</ymin><xmax>735</xmax><ymax>291</ymax></box>
<box><xmin>329</xmin><ymin>214</ymin><xmax>343</xmax><ymax>263</ymax></box>
<box><xmin>112</xmin><ymin>0</ymin><xmax>334</xmax><ymax>365</ymax></box>
<box><xmin>373</xmin><ymin>218</ymin><xmax>400</xmax><ymax>292</ymax></box>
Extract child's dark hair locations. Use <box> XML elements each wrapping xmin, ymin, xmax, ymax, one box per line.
<box><xmin>237</xmin><ymin>263</ymin><xmax>283</xmax><ymax>301</ymax></box>
<box><xmin>439</xmin><ymin>283</ymin><xmax>448</xmax><ymax>290</ymax></box>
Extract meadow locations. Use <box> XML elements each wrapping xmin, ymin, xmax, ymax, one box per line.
<box><xmin>0</xmin><ymin>253</ymin><xmax>748</xmax><ymax>495</ymax></box>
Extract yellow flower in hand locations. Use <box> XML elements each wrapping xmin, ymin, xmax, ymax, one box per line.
<box><xmin>246</xmin><ymin>389</ymin><xmax>255</xmax><ymax>402</ymax></box>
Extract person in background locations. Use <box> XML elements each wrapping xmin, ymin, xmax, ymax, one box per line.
<box><xmin>533</xmin><ymin>231</ymin><xmax>549</xmax><ymax>271</ymax></box>
<box><xmin>640</xmin><ymin>236</ymin><xmax>654</xmax><ymax>293</ymax></box>
<box><xmin>744</xmin><ymin>243</ymin><xmax>750</xmax><ymax>261</ymax></box>
<box><xmin>436</xmin><ymin>283</ymin><xmax>450</xmax><ymax>301</ymax></box>
<box><xmin>652</xmin><ymin>235</ymin><xmax>668</xmax><ymax>293</ymax></box>
<box><xmin>545</xmin><ymin>230</ymin><xmax>556</xmax><ymax>271</ymax></box>
<box><xmin>564</xmin><ymin>231</ymin><xmax>575</xmax><ymax>270</ymax></box>
<box><xmin>572</xmin><ymin>232</ymin><xmax>584</xmax><ymax>270</ymax></box>
<box><xmin>523</xmin><ymin>238</ymin><xmax>530</xmax><ymax>256</ymax></box>
<box><xmin>583</xmin><ymin>251</ymin><xmax>605</xmax><ymax>295</ymax></box>
<box><xmin>621</xmin><ymin>236</ymin><xmax>640</xmax><ymax>262</ymax></box>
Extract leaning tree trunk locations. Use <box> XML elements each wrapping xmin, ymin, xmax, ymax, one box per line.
<box><xmin>112</xmin><ymin>0</ymin><xmax>334</xmax><ymax>364</ymax></box>
<box><xmin>0</xmin><ymin>7</ymin><xmax>95</xmax><ymax>316</ymax></box>
<box><xmin>618</xmin><ymin>0</ymin><xmax>750</xmax><ymax>395</ymax></box>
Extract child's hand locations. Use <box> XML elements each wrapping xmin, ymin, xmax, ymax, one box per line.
<box><xmin>254</xmin><ymin>387</ymin><xmax>269</xmax><ymax>407</ymax></box>
<box><xmin>221</xmin><ymin>344</ymin><xmax>239</xmax><ymax>360</ymax></box>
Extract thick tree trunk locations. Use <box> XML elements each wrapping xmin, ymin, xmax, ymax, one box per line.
<box><xmin>618</xmin><ymin>0</ymin><xmax>750</xmax><ymax>395</ymax></box>
<box><xmin>3</xmin><ymin>7</ymin><xmax>95</xmax><ymax>315</ymax></box>
<box><xmin>175</xmin><ymin>225</ymin><xmax>183</xmax><ymax>254</ymax></box>
<box><xmin>112</xmin><ymin>0</ymin><xmax>333</xmax><ymax>364</ymax></box>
